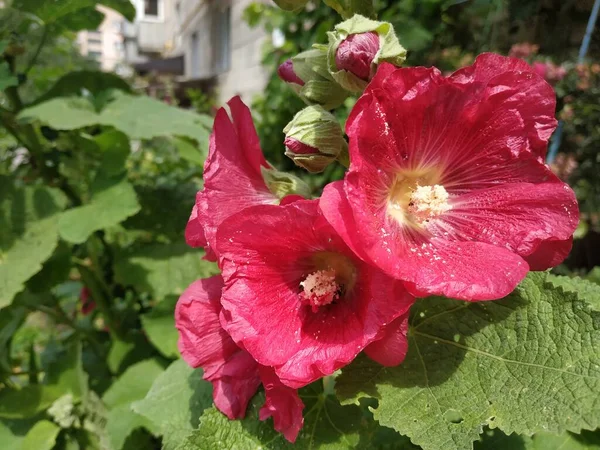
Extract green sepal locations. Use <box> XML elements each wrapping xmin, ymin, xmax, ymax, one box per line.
<box><xmin>290</xmin><ymin>46</ymin><xmax>349</xmax><ymax>110</ymax></box>
<box><xmin>261</xmin><ymin>166</ymin><xmax>312</xmax><ymax>199</ymax></box>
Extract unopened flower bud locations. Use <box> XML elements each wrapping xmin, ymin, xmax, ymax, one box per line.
<box><xmin>328</xmin><ymin>15</ymin><xmax>406</xmax><ymax>92</ymax></box>
<box><xmin>283</xmin><ymin>106</ymin><xmax>347</xmax><ymax>173</ymax></box>
<box><xmin>277</xmin><ymin>59</ymin><xmax>305</xmax><ymax>86</ymax></box>
<box><xmin>273</xmin><ymin>0</ymin><xmax>310</xmax><ymax>11</ymax></box>
<box><xmin>335</xmin><ymin>31</ymin><xmax>379</xmax><ymax>81</ymax></box>
<box><xmin>280</xmin><ymin>46</ymin><xmax>349</xmax><ymax>110</ymax></box>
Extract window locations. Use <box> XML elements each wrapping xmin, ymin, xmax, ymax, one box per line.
<box><xmin>213</xmin><ymin>7</ymin><xmax>231</xmax><ymax>73</ymax></box>
<box><xmin>144</xmin><ymin>0</ymin><xmax>159</xmax><ymax>17</ymax></box>
<box><xmin>88</xmin><ymin>51</ymin><xmax>102</xmax><ymax>60</ymax></box>
<box><xmin>138</xmin><ymin>0</ymin><xmax>163</xmax><ymax>21</ymax></box>
<box><xmin>87</xmin><ymin>38</ymin><xmax>102</xmax><ymax>45</ymax></box>
<box><xmin>190</xmin><ymin>32</ymin><xmax>200</xmax><ymax>78</ymax></box>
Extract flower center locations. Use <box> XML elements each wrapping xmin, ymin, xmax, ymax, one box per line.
<box><xmin>300</xmin><ymin>269</ymin><xmax>340</xmax><ymax>312</ymax></box>
<box><xmin>386</xmin><ymin>168</ymin><xmax>450</xmax><ymax>227</ymax></box>
<box><xmin>407</xmin><ymin>184</ymin><xmax>451</xmax><ymax>224</ymax></box>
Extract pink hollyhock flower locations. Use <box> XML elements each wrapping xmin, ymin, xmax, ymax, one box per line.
<box><xmin>175</xmin><ymin>275</ymin><xmax>304</xmax><ymax>441</ymax></box>
<box><xmin>320</xmin><ymin>53</ymin><xmax>578</xmax><ymax>301</ymax></box>
<box><xmin>185</xmin><ymin>96</ymin><xmax>305</xmax><ymax>261</ymax></box>
<box><xmin>216</xmin><ymin>200</ymin><xmax>415</xmax><ymax>388</ymax></box>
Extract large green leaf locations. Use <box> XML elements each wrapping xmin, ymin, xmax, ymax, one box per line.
<box><xmin>95</xmin><ymin>130</ymin><xmax>131</xmax><ymax>177</ymax></box>
<box><xmin>182</xmin><ymin>381</ymin><xmax>417</xmax><ymax>450</ymax></box>
<box><xmin>475</xmin><ymin>428</ymin><xmax>600</xmax><ymax>449</ymax></box>
<box><xmin>336</xmin><ymin>273</ymin><xmax>600</xmax><ymax>450</ymax></box>
<box><xmin>546</xmin><ymin>274</ymin><xmax>600</xmax><ymax>310</ymax></box>
<box><xmin>102</xmin><ymin>359</ymin><xmax>164</xmax><ymax>450</ymax></box>
<box><xmin>35</xmin><ymin>71</ymin><xmax>131</xmax><ymax>105</ymax></box>
<box><xmin>0</xmin><ymin>179</ymin><xmax>67</xmax><ymax>308</ymax></box>
<box><xmin>123</xmin><ymin>182</ymin><xmax>198</xmax><ymax>241</ymax></box>
<box><xmin>21</xmin><ymin>420</ymin><xmax>60</xmax><ymax>450</ymax></box>
<box><xmin>102</xmin><ymin>359</ymin><xmax>165</xmax><ymax>409</ymax></box>
<box><xmin>0</xmin><ymin>385</ymin><xmax>65</xmax><ymax>419</ymax></box>
<box><xmin>58</xmin><ymin>174</ymin><xmax>140</xmax><ymax>244</ymax></box>
<box><xmin>131</xmin><ymin>359</ymin><xmax>212</xmax><ymax>450</ymax></box>
<box><xmin>141</xmin><ymin>295</ymin><xmax>180</xmax><ymax>358</ymax></box>
<box><xmin>0</xmin><ymin>418</ymin><xmax>37</xmax><ymax>450</ymax></box>
<box><xmin>19</xmin><ymin>93</ymin><xmax>211</xmax><ymax>149</ymax></box>
<box><xmin>114</xmin><ymin>241</ymin><xmax>218</xmax><ymax>301</ymax></box>
<box><xmin>12</xmin><ymin>0</ymin><xmax>135</xmax><ymax>23</ymax></box>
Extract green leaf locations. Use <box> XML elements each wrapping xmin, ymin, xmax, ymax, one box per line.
<box><xmin>131</xmin><ymin>360</ymin><xmax>212</xmax><ymax>450</ymax></box>
<box><xmin>45</xmin><ymin>342</ymin><xmax>88</xmax><ymax>401</ymax></box>
<box><xmin>102</xmin><ymin>359</ymin><xmax>165</xmax><ymax>409</ymax></box>
<box><xmin>19</xmin><ymin>97</ymin><xmax>100</xmax><ymax>129</ymax></box>
<box><xmin>185</xmin><ymin>381</ymin><xmax>416</xmax><ymax>450</ymax></box>
<box><xmin>34</xmin><ymin>71</ymin><xmax>131</xmax><ymax>105</ymax></box>
<box><xmin>0</xmin><ymin>305</ymin><xmax>27</xmax><ymax>374</ymax></box>
<box><xmin>103</xmin><ymin>359</ymin><xmax>165</xmax><ymax>450</ymax></box>
<box><xmin>123</xmin><ymin>183</ymin><xmax>198</xmax><ymax>241</ymax></box>
<box><xmin>336</xmin><ymin>273</ymin><xmax>600</xmax><ymax>450</ymax></box>
<box><xmin>0</xmin><ymin>179</ymin><xmax>67</xmax><ymax>308</ymax></box>
<box><xmin>27</xmin><ymin>242</ymin><xmax>72</xmax><ymax>293</ymax></box>
<box><xmin>58</xmin><ymin>174</ymin><xmax>140</xmax><ymax>244</ymax></box>
<box><xmin>141</xmin><ymin>296</ymin><xmax>180</xmax><ymax>358</ymax></box>
<box><xmin>107</xmin><ymin>406</ymin><xmax>160</xmax><ymax>450</ymax></box>
<box><xmin>0</xmin><ymin>62</ymin><xmax>18</xmax><ymax>91</ymax></box>
<box><xmin>546</xmin><ymin>274</ymin><xmax>600</xmax><ymax>310</ymax></box>
<box><xmin>0</xmin><ymin>385</ymin><xmax>65</xmax><ymax>419</ymax></box>
<box><xmin>21</xmin><ymin>420</ymin><xmax>60</xmax><ymax>450</ymax></box>
<box><xmin>172</xmin><ymin>137</ymin><xmax>205</xmax><ymax>166</ymax></box>
<box><xmin>0</xmin><ymin>418</ymin><xmax>35</xmax><ymax>450</ymax></box>
<box><xmin>107</xmin><ymin>332</ymin><xmax>156</xmax><ymax>375</ymax></box>
<box><xmin>114</xmin><ymin>241</ymin><xmax>218</xmax><ymax>301</ymax></box>
<box><xmin>475</xmin><ymin>428</ymin><xmax>600</xmax><ymax>449</ymax></box>
<box><xmin>95</xmin><ymin>130</ymin><xmax>131</xmax><ymax>177</ymax></box>
<box><xmin>19</xmin><ymin>93</ymin><xmax>211</xmax><ymax>150</ymax></box>
<box><xmin>12</xmin><ymin>0</ymin><xmax>135</xmax><ymax>23</ymax></box>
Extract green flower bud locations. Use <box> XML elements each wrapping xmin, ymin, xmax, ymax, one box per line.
<box><xmin>273</xmin><ymin>0</ymin><xmax>310</xmax><ymax>11</ymax></box>
<box><xmin>283</xmin><ymin>105</ymin><xmax>348</xmax><ymax>173</ymax></box>
<box><xmin>261</xmin><ymin>166</ymin><xmax>312</xmax><ymax>199</ymax></box>
<box><xmin>278</xmin><ymin>45</ymin><xmax>349</xmax><ymax>110</ymax></box>
<box><xmin>327</xmin><ymin>14</ymin><xmax>407</xmax><ymax>92</ymax></box>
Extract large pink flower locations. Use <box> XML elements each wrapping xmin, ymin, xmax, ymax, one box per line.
<box><xmin>216</xmin><ymin>200</ymin><xmax>415</xmax><ymax>388</ymax></box>
<box><xmin>175</xmin><ymin>275</ymin><xmax>304</xmax><ymax>442</ymax></box>
<box><xmin>185</xmin><ymin>96</ymin><xmax>298</xmax><ymax>261</ymax></box>
<box><xmin>321</xmin><ymin>53</ymin><xmax>578</xmax><ymax>301</ymax></box>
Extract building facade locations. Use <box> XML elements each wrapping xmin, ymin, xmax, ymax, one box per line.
<box><xmin>125</xmin><ymin>0</ymin><xmax>271</xmax><ymax>105</ymax></box>
<box><xmin>77</xmin><ymin>5</ymin><xmax>126</xmax><ymax>73</ymax></box>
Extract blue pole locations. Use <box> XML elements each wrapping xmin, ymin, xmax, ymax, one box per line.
<box><xmin>578</xmin><ymin>0</ymin><xmax>600</xmax><ymax>65</ymax></box>
<box><xmin>546</xmin><ymin>0</ymin><xmax>600</xmax><ymax>164</ymax></box>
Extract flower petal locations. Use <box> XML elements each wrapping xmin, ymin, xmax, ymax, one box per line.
<box><xmin>194</xmin><ymin>98</ymin><xmax>277</xmax><ymax>259</ymax></box>
<box><xmin>449</xmin><ymin>53</ymin><xmax>557</xmax><ymax>159</ymax></box>
<box><xmin>522</xmin><ymin>237</ymin><xmax>573</xmax><ymax>271</ymax></box>
<box><xmin>364</xmin><ymin>313</ymin><xmax>409</xmax><ymax>367</ymax></box>
<box><xmin>258</xmin><ymin>366</ymin><xmax>304</xmax><ymax>443</ymax></box>
<box><xmin>217</xmin><ymin>200</ymin><xmax>414</xmax><ymax>387</ymax></box>
<box><xmin>175</xmin><ymin>276</ymin><xmax>260</xmax><ymax>419</ymax></box>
